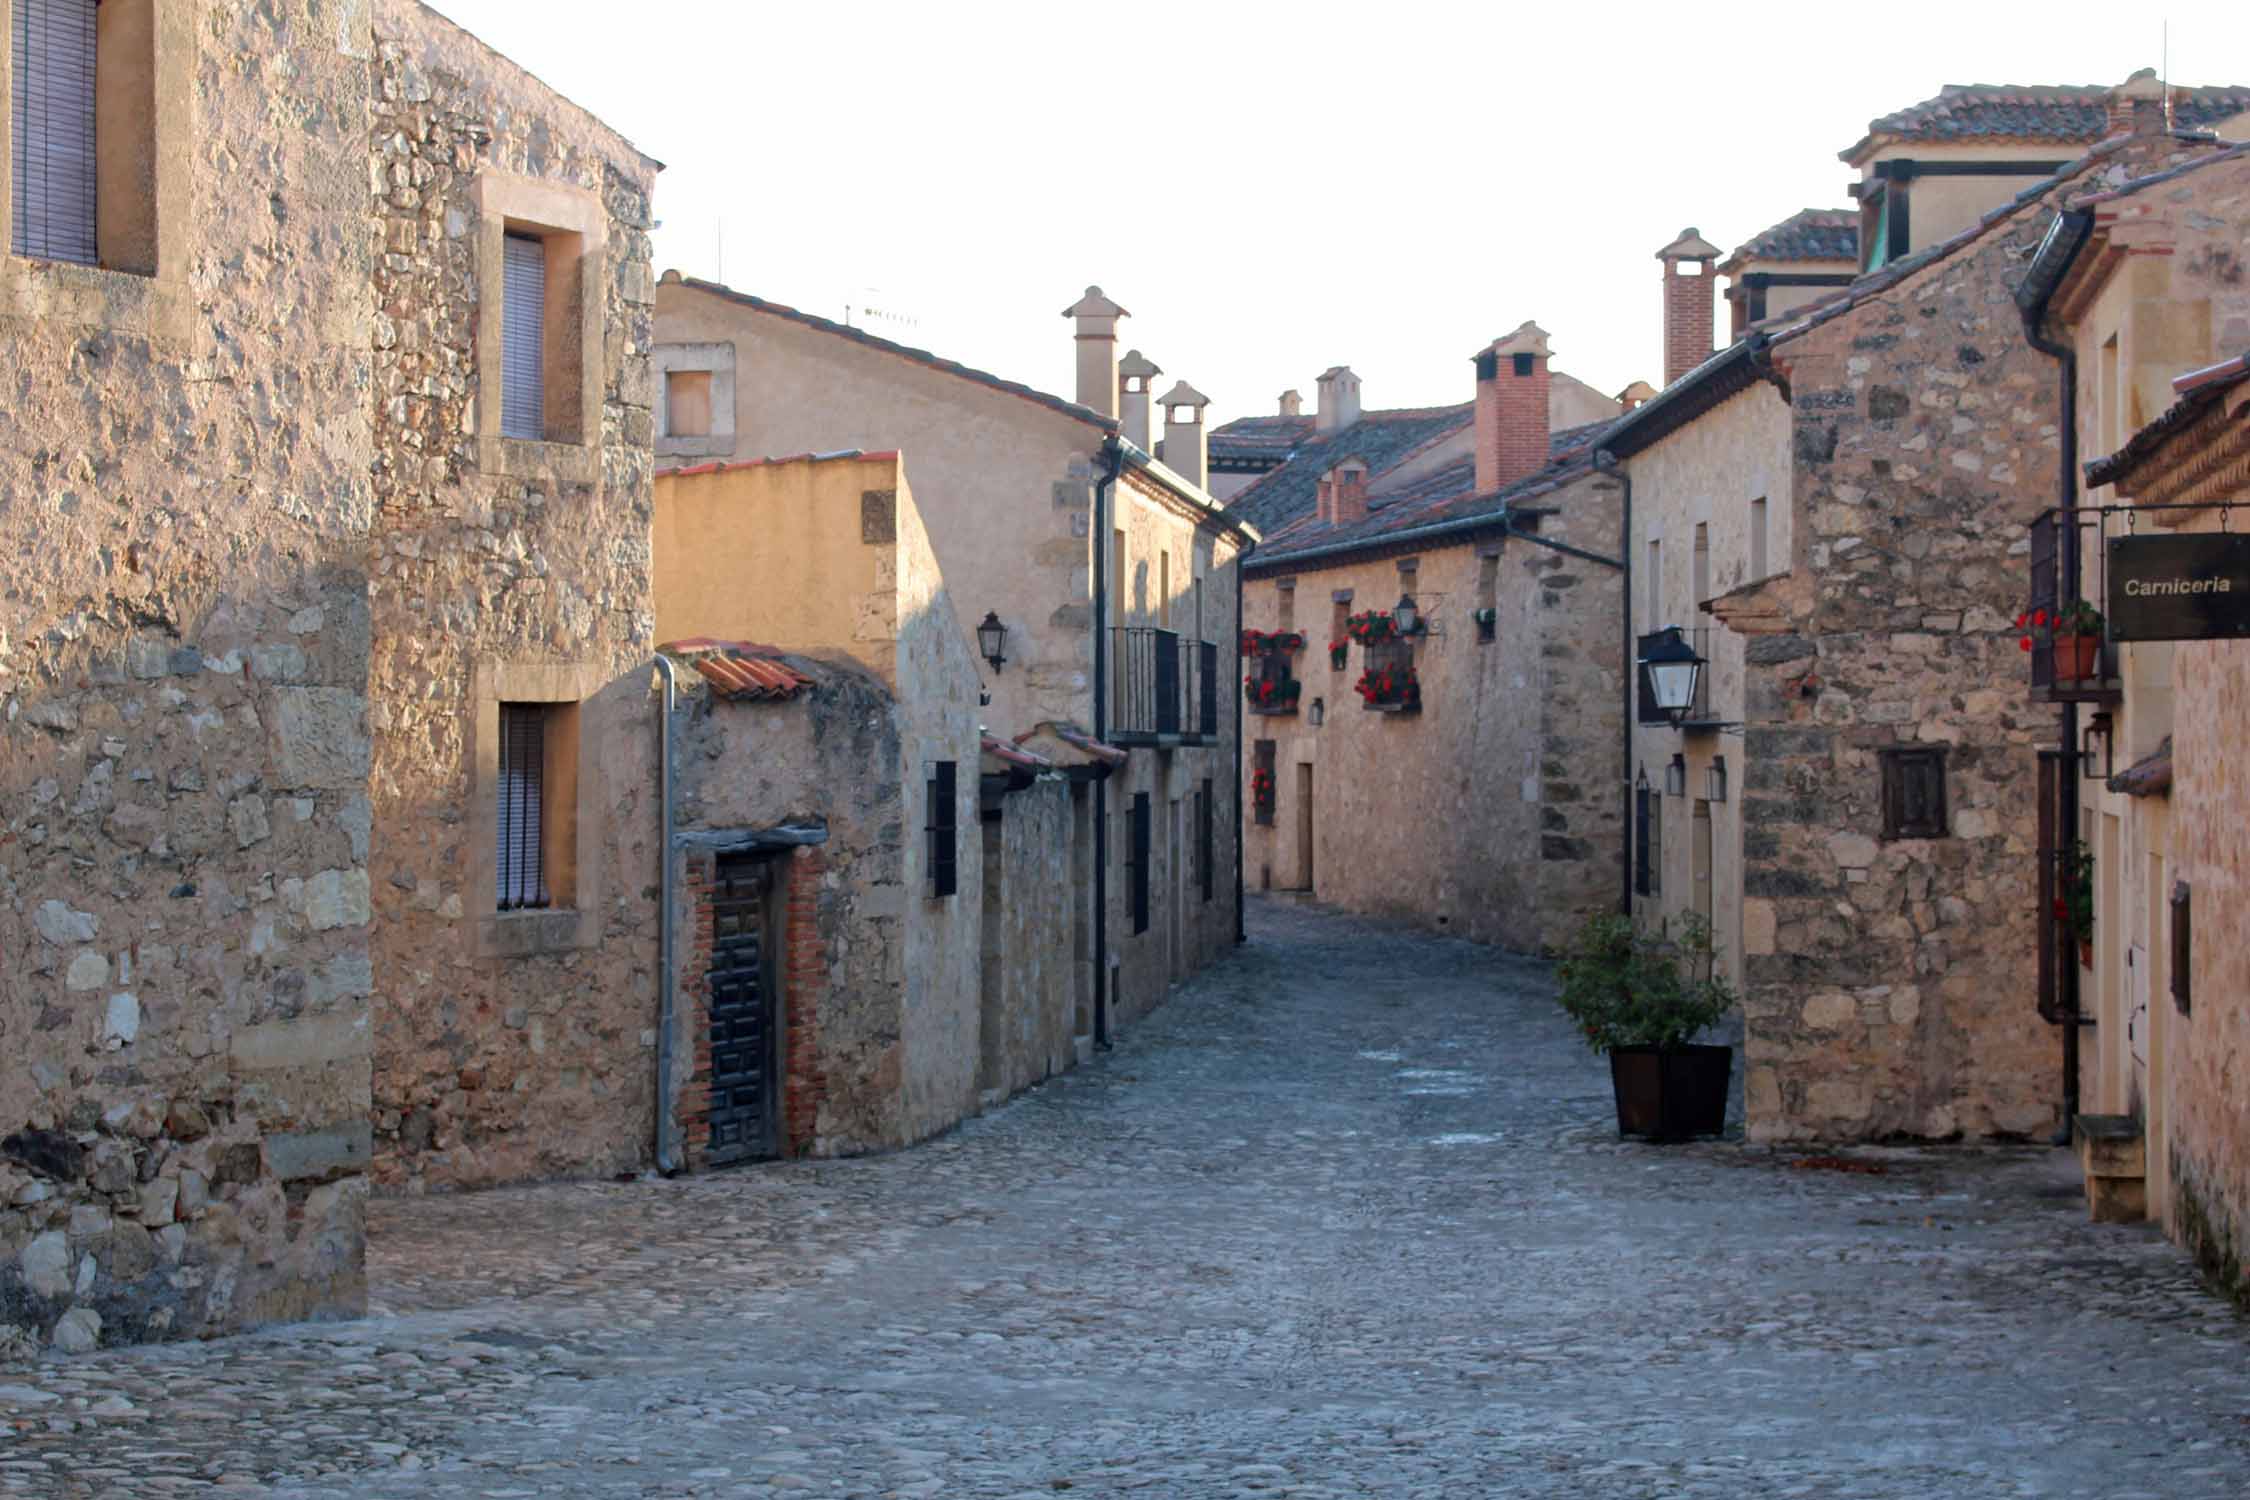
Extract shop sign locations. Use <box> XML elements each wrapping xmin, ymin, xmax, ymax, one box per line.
<box><xmin>2107</xmin><ymin>534</ymin><xmax>2250</xmax><ymax>641</ymax></box>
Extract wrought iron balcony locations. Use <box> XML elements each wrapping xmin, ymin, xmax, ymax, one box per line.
<box><xmin>1111</xmin><ymin>628</ymin><xmax>1220</xmax><ymax>743</ymax></box>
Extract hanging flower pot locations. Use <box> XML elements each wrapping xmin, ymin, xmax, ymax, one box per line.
<box><xmin>2055</xmin><ymin>634</ymin><xmax>2102</xmax><ymax>681</ymax></box>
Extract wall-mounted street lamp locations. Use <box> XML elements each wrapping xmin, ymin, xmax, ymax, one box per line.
<box><xmin>977</xmin><ymin>611</ymin><xmax>1009</xmax><ymax>674</ymax></box>
<box><xmin>1706</xmin><ymin>755</ymin><xmax>1728</xmax><ymax>803</ymax></box>
<box><xmin>2082</xmin><ymin>711</ymin><xmax>2114</xmax><ymax>781</ymax></box>
<box><xmin>1666</xmin><ymin>753</ymin><xmax>1688</xmax><ymax>798</ymax></box>
<box><xmin>1308</xmin><ymin>697</ymin><xmax>1325</xmax><ymax>727</ymax></box>
<box><xmin>1393</xmin><ymin>593</ymin><xmax>1420</xmax><ymax>636</ymax></box>
<box><xmin>1638</xmin><ymin>625</ymin><xmax>1704</xmax><ymax>727</ymax></box>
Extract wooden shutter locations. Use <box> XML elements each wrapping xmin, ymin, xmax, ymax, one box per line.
<box><xmin>1130</xmin><ymin>792</ymin><xmax>1151</xmax><ymax>935</ymax></box>
<box><xmin>926</xmin><ymin>760</ymin><xmax>958</xmax><ymax>898</ymax></box>
<box><xmin>2170</xmin><ymin>881</ymin><xmax>2191</xmax><ymax>1016</ymax></box>
<box><xmin>11</xmin><ymin>0</ymin><xmax>98</xmax><ymax>266</ymax></box>
<box><xmin>1881</xmin><ymin>748</ymin><xmax>1948</xmax><ymax>840</ymax></box>
<box><xmin>497</xmin><ymin>704</ymin><xmax>549</xmax><ymax>910</ymax></box>
<box><xmin>501</xmin><ymin>233</ymin><xmax>547</xmax><ymax>441</ymax></box>
<box><xmin>1634</xmin><ymin>782</ymin><xmax>1652</xmax><ymax>897</ymax></box>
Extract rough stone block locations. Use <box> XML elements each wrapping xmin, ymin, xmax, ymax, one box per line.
<box><xmin>267</xmin><ymin>1123</ymin><xmax>372</xmax><ymax>1183</ymax></box>
<box><xmin>273</xmin><ymin>688</ymin><xmax>372</xmax><ymax>790</ymax></box>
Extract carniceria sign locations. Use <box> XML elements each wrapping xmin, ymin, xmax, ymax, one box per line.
<box><xmin>2107</xmin><ymin>533</ymin><xmax>2250</xmax><ymax>641</ymax></box>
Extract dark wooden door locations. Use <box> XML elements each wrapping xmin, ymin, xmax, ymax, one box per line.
<box><xmin>707</xmin><ymin>855</ymin><xmax>779</xmax><ymax>1163</ymax></box>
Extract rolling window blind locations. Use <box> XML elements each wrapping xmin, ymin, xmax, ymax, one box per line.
<box><xmin>12</xmin><ymin>0</ymin><xmax>98</xmax><ymax>266</ymax></box>
<box><xmin>501</xmin><ymin>232</ymin><xmax>547</xmax><ymax>441</ymax></box>
<box><xmin>497</xmin><ymin>704</ymin><xmax>549</xmax><ymax>911</ymax></box>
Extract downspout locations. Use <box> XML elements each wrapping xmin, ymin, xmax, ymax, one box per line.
<box><xmin>1091</xmin><ymin>435</ymin><xmax>1127</xmax><ymax>1049</ymax></box>
<box><xmin>2021</xmin><ymin>208</ymin><xmax>2093</xmax><ymax>1143</ymax></box>
<box><xmin>650</xmin><ymin>653</ymin><xmax>680</xmax><ymax>1173</ymax></box>
<box><xmin>1592</xmin><ymin>448</ymin><xmax>1634</xmax><ymax>917</ymax></box>
<box><xmin>1235</xmin><ymin>532</ymin><xmax>1255</xmax><ymax>945</ymax></box>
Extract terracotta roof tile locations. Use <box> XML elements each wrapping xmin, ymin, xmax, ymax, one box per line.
<box><xmin>656</xmin><ymin>450</ymin><xmax>894</xmax><ymax>481</ymax></box>
<box><xmin>660</xmin><ymin>638</ymin><xmax>815</xmax><ymax>702</ymax></box>
<box><xmin>982</xmin><ymin>733</ymin><xmax>1052</xmax><ymax>771</ymax></box>
<box><xmin>1843</xmin><ymin>81</ymin><xmax>2250</xmax><ymax>160</ymax></box>
<box><xmin>2108</xmin><ymin>738</ymin><xmax>2172</xmax><ymax>798</ymax></box>
<box><xmin>1726</xmin><ymin>208</ymin><xmax>1859</xmax><ymax>268</ymax></box>
<box><xmin>1220</xmin><ymin>405</ymin><xmax>1475</xmax><ymax>535</ymax></box>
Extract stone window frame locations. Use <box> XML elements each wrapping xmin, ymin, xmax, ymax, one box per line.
<box><xmin>470</xmin><ymin>662</ymin><xmax>609</xmax><ymax>958</ymax></box>
<box><xmin>0</xmin><ymin>0</ymin><xmax>193</xmax><ymax>342</ymax></box>
<box><xmin>472</xmin><ymin>170</ymin><xmax>605</xmax><ymax>484</ymax></box>
<box><xmin>654</xmin><ymin>340</ymin><xmax>737</xmax><ymax>460</ymax></box>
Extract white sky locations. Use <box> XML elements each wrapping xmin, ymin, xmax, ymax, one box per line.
<box><xmin>425</xmin><ymin>0</ymin><xmax>2246</xmax><ymax>428</ymax></box>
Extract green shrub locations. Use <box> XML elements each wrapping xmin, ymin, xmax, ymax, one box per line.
<box><xmin>1555</xmin><ymin>913</ymin><xmax>1736</xmax><ymax>1054</ymax></box>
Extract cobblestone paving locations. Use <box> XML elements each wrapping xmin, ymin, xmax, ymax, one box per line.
<box><xmin>5</xmin><ymin>898</ymin><xmax>2248</xmax><ymax>1498</ymax></box>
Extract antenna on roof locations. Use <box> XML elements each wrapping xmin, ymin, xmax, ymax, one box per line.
<box><xmin>2163</xmin><ymin>18</ymin><xmax>2173</xmax><ymax>131</ymax></box>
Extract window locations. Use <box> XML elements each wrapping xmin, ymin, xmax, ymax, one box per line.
<box><xmin>1880</xmin><ymin>747</ymin><xmax>1948</xmax><ymax>840</ymax></box>
<box><xmin>926</xmin><ymin>760</ymin><xmax>958</xmax><ymax>898</ymax></box>
<box><xmin>1646</xmin><ymin>538</ymin><xmax>1662</xmax><ymax>627</ymax></box>
<box><xmin>2171</xmin><ymin>880</ymin><xmax>2191</xmax><ymax>1016</ymax></box>
<box><xmin>495</xmin><ymin>702</ymin><xmax>578</xmax><ymax>911</ymax></box>
<box><xmin>1128</xmin><ymin>792</ymin><xmax>1151</xmax><ymax>934</ymax></box>
<box><xmin>12</xmin><ymin>0</ymin><xmax>95</xmax><ymax>265</ymax></box>
<box><xmin>501</xmin><ymin>232</ymin><xmax>547</xmax><ymax>440</ymax></box>
<box><xmin>2100</xmin><ymin>333</ymin><xmax>2122</xmax><ymax>458</ymax></box>
<box><xmin>1330</xmin><ymin>597</ymin><xmax>1349</xmax><ymax>666</ymax></box>
<box><xmin>1198</xmin><ymin>777</ymin><xmax>1215</xmax><ymax>902</ymax></box>
<box><xmin>1692</xmin><ymin>522</ymin><xmax>1710</xmax><ymax>609</ymax></box>
<box><xmin>1476</xmin><ymin>552</ymin><xmax>1499</xmax><ymax>643</ymax></box>
<box><xmin>1253</xmin><ymin>740</ymin><xmax>1275</xmax><ymax>826</ymax></box>
<box><xmin>1750</xmin><ymin>497</ymin><xmax>1768</xmax><ymax>581</ymax></box>
<box><xmin>665</xmin><ymin>370</ymin><xmax>712</xmax><ymax>438</ymax></box>
<box><xmin>1159</xmin><ymin>549</ymin><xmax>1172</xmax><ymax>629</ymax></box>
<box><xmin>1276</xmin><ymin>580</ymin><xmax>1294</xmax><ymax>634</ymax></box>
<box><xmin>1112</xmin><ymin>527</ymin><xmax>1128</xmax><ymax>619</ymax></box>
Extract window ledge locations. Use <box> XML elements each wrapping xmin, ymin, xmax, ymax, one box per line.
<box><xmin>0</xmin><ymin>257</ymin><xmax>193</xmax><ymax>344</ymax></box>
<box><xmin>479</xmin><ymin>907</ymin><xmax>595</xmax><ymax>958</ymax></box>
<box><xmin>479</xmin><ymin>433</ymin><xmax>600</xmax><ymax>484</ymax></box>
<box><xmin>656</xmin><ymin>434</ymin><xmax>735</xmax><ymax>460</ymax></box>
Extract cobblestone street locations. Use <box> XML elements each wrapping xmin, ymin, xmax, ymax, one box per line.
<box><xmin>4</xmin><ymin>898</ymin><xmax>2247</xmax><ymax>1498</ymax></box>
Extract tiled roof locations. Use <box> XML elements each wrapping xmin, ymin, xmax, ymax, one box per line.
<box><xmin>1017</xmin><ymin>721</ymin><xmax>1129</xmax><ymax>768</ymax></box>
<box><xmin>1726</xmin><ymin>209</ymin><xmax>1858</xmax><ymax>267</ymax></box>
<box><xmin>2108</xmin><ymin>738</ymin><xmax>2172</xmax><ymax>799</ymax></box>
<box><xmin>2084</xmin><ymin>351</ymin><xmax>2250</xmax><ymax>489</ymax></box>
<box><xmin>981</xmin><ymin>733</ymin><xmax>1052</xmax><ymax>771</ymax></box>
<box><xmin>664</xmin><ymin>275</ymin><xmax>1116</xmax><ymax>433</ymax></box>
<box><xmin>656</xmin><ymin>449</ymin><xmax>893</xmax><ymax>480</ymax></box>
<box><xmin>1249</xmin><ymin>419</ymin><xmax>1616</xmax><ymax>567</ymax></box>
<box><xmin>661</xmin><ymin>638</ymin><xmax>815</xmax><ymax>702</ymax></box>
<box><xmin>1844</xmin><ymin>82</ymin><xmax>2250</xmax><ymax>160</ymax></box>
<box><xmin>1209</xmin><ymin>414</ymin><xmax>1314</xmax><ymax>463</ymax></box>
<box><xmin>1221</xmin><ymin>405</ymin><xmax>1474</xmax><ymax>535</ymax></box>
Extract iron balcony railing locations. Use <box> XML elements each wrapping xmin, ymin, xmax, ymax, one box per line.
<box><xmin>2027</xmin><ymin>509</ymin><xmax>2121</xmax><ymax>702</ymax></box>
<box><xmin>1111</xmin><ymin>629</ymin><xmax>1219</xmax><ymax>741</ymax></box>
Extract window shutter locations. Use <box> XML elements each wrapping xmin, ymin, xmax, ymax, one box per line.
<box><xmin>12</xmin><ymin>0</ymin><xmax>98</xmax><ymax>266</ymax></box>
<box><xmin>1634</xmin><ymin>783</ymin><xmax>1652</xmax><ymax>897</ymax></box>
<box><xmin>1130</xmin><ymin>792</ymin><xmax>1151</xmax><ymax>935</ymax></box>
<box><xmin>497</xmin><ymin>704</ymin><xmax>549</xmax><ymax>910</ymax></box>
<box><xmin>1881</xmin><ymin>748</ymin><xmax>1948</xmax><ymax>840</ymax></box>
<box><xmin>926</xmin><ymin>761</ymin><xmax>958</xmax><ymax>898</ymax></box>
<box><xmin>501</xmin><ymin>233</ymin><xmax>547</xmax><ymax>441</ymax></box>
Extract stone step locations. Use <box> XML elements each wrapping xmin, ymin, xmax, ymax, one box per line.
<box><xmin>2073</xmin><ymin>1113</ymin><xmax>2148</xmax><ymax>1223</ymax></box>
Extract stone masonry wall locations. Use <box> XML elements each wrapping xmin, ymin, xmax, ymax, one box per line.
<box><xmin>1735</xmin><ymin>201</ymin><xmax>2069</xmax><ymax>1141</ymax></box>
<box><xmin>364</xmin><ymin>4</ymin><xmax>663</xmax><ymax>1193</ymax></box>
<box><xmin>0</xmin><ymin>3</ymin><xmax>377</xmax><ymax>1354</ymax></box>
<box><xmin>982</xmin><ymin>778</ymin><xmax>1077</xmax><ymax>1100</ymax></box>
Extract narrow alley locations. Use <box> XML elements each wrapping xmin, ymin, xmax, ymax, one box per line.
<box><xmin>4</xmin><ymin>901</ymin><xmax>2245</xmax><ymax>1499</ymax></box>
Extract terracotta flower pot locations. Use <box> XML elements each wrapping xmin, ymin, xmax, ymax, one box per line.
<box><xmin>2054</xmin><ymin>633</ymin><xmax>2102</xmax><ymax>682</ymax></box>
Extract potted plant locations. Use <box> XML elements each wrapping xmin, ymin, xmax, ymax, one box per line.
<box><xmin>2017</xmin><ymin>600</ymin><xmax>2105</xmax><ymax>682</ymax></box>
<box><xmin>2058</xmin><ymin>839</ymin><xmax>2095</xmax><ymax>968</ymax></box>
<box><xmin>1556</xmin><ymin>913</ymin><xmax>1736</xmax><ymax>1141</ymax></box>
<box><xmin>1328</xmin><ymin>637</ymin><xmax>1350</xmax><ymax>670</ymax></box>
<box><xmin>1345</xmin><ymin>610</ymin><xmax>1397</xmax><ymax>646</ymax></box>
<box><xmin>1352</xmin><ymin>663</ymin><xmax>1421</xmax><ymax>712</ymax></box>
<box><xmin>1250</xmin><ymin>766</ymin><xmax>1275</xmax><ymax>822</ymax></box>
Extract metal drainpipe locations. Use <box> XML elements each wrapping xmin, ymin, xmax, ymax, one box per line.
<box><xmin>1091</xmin><ymin>436</ymin><xmax>1127</xmax><ymax>1049</ymax></box>
<box><xmin>1593</xmin><ymin>448</ymin><xmax>1634</xmax><ymax>917</ymax></box>
<box><xmin>650</xmin><ymin>654</ymin><xmax>680</xmax><ymax>1173</ymax></box>
<box><xmin>1234</xmin><ymin>534</ymin><xmax>1255</xmax><ymax>945</ymax></box>
<box><xmin>2023</xmin><ymin>292</ymin><xmax>2084</xmax><ymax>1143</ymax></box>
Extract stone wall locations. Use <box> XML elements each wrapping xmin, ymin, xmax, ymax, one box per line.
<box><xmin>1725</xmin><ymin>198</ymin><xmax>2070</xmax><ymax>1142</ymax></box>
<box><xmin>364</xmin><ymin>2</ymin><xmax>664</xmax><ymax>1194</ymax></box>
<box><xmin>1238</xmin><ymin>468</ymin><xmax>1624</xmax><ymax>955</ymax></box>
<box><xmin>980</xmin><ymin>778</ymin><xmax>1078</xmax><ymax>1100</ymax></box>
<box><xmin>0</xmin><ymin>2</ymin><xmax>377</xmax><ymax>1354</ymax></box>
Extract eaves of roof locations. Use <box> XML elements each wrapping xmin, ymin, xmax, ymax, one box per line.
<box><xmin>1596</xmin><ymin>335</ymin><xmax>1779</xmax><ymax>461</ymax></box>
<box><xmin>1837</xmin><ymin>82</ymin><xmax>2250</xmax><ymax>165</ymax></box>
<box><xmin>660</xmin><ymin>638</ymin><xmax>816</xmax><ymax>702</ymax></box>
<box><xmin>1113</xmin><ymin>437</ymin><xmax>1260</xmax><ymax>543</ymax></box>
<box><xmin>1243</xmin><ymin>455</ymin><xmax>1603</xmax><ymax>575</ymax></box>
<box><xmin>656</xmin><ymin>449</ymin><xmax>897</xmax><ymax>481</ymax></box>
<box><xmin>666</xmin><ymin>275</ymin><xmax>1119</xmax><ymax>434</ymax></box>
<box><xmin>2084</xmin><ymin>352</ymin><xmax>2250</xmax><ymax>489</ymax></box>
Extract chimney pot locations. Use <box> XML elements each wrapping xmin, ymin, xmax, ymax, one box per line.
<box><xmin>1474</xmin><ymin>321</ymin><xmax>1552</xmax><ymax>495</ymax></box>
<box><xmin>2106</xmin><ymin>67</ymin><xmax>2170</xmax><ymax>138</ymax></box>
<box><xmin>1315</xmin><ymin>366</ymin><xmax>1362</xmax><ymax>433</ymax></box>
<box><xmin>1118</xmin><ymin>348</ymin><xmax>1162</xmax><ymax>450</ymax></box>
<box><xmin>1278</xmin><ymin>389</ymin><xmax>1303</xmax><ymax>418</ymax></box>
<box><xmin>1319</xmin><ymin>459</ymin><xmax>1369</xmax><ymax>526</ymax></box>
<box><xmin>1657</xmin><ymin>229</ymin><xmax>1722</xmax><ymax>388</ymax></box>
<box><xmin>1158</xmin><ymin>379</ymin><xmax>1211</xmax><ymax>493</ymax></box>
<box><xmin>1062</xmin><ymin>285</ymin><xmax>1130</xmax><ymax>419</ymax></box>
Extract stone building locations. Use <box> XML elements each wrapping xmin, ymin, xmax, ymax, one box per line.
<box><xmin>0</xmin><ymin>0</ymin><xmax>659</xmax><ymax>1354</ymax></box>
<box><xmin>2014</xmin><ymin>140</ymin><xmax>2250</xmax><ymax>1296</ymax></box>
<box><xmin>1233</xmin><ymin>323</ymin><xmax>1627</xmax><ymax>952</ymax></box>
<box><xmin>1606</xmin><ymin>76</ymin><xmax>2242</xmax><ymax>1144</ymax></box>
<box><xmin>652</xmin><ymin>451</ymin><xmax>988</xmax><ymax>1160</ymax></box>
<box><xmin>650</xmin><ymin>277</ymin><xmax>1255</xmax><ymax>1045</ymax></box>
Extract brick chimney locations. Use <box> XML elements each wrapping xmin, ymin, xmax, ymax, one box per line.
<box><xmin>1316</xmin><ymin>458</ymin><xmax>1369</xmax><ymax>526</ymax></box>
<box><xmin>1315</xmin><ymin>366</ymin><xmax>1361</xmax><ymax>433</ymax></box>
<box><xmin>1118</xmin><ymin>348</ymin><xmax>1162</xmax><ymax>449</ymax></box>
<box><xmin>1278</xmin><ymin>389</ymin><xmax>1303</xmax><ymax>417</ymax></box>
<box><xmin>2106</xmin><ymin>67</ymin><xmax>2169</xmax><ymax>138</ymax></box>
<box><xmin>1158</xmin><ymin>379</ymin><xmax>1210</xmax><ymax>491</ymax></box>
<box><xmin>1474</xmin><ymin>321</ymin><xmax>1552</xmax><ymax>495</ymax></box>
<box><xmin>1062</xmin><ymin>285</ymin><xmax>1128</xmax><ymax>419</ymax></box>
<box><xmin>1657</xmin><ymin>229</ymin><xmax>1722</xmax><ymax>387</ymax></box>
